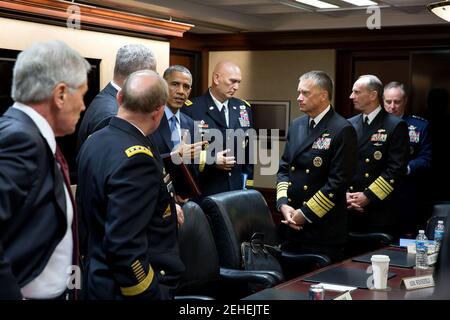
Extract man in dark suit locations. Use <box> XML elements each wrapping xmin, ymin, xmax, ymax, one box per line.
<box><xmin>181</xmin><ymin>61</ymin><xmax>254</xmax><ymax>196</ymax></box>
<box><xmin>152</xmin><ymin>65</ymin><xmax>206</xmax><ymax>202</ymax></box>
<box><xmin>0</xmin><ymin>41</ymin><xmax>90</xmax><ymax>299</ymax></box>
<box><xmin>383</xmin><ymin>81</ymin><xmax>432</xmax><ymax>236</ymax></box>
<box><xmin>347</xmin><ymin>75</ymin><xmax>409</xmax><ymax>238</ymax></box>
<box><xmin>77</xmin><ymin>44</ymin><xmax>156</xmax><ymax>150</ymax></box>
<box><xmin>276</xmin><ymin>71</ymin><xmax>357</xmax><ymax>262</ymax></box>
<box><xmin>77</xmin><ymin>70</ymin><xmax>184</xmax><ymax>300</ymax></box>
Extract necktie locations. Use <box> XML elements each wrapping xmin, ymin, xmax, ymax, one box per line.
<box><xmin>55</xmin><ymin>145</ymin><xmax>79</xmax><ymax>299</ymax></box>
<box><xmin>363</xmin><ymin>115</ymin><xmax>369</xmax><ymax>133</ymax></box>
<box><xmin>309</xmin><ymin>119</ymin><xmax>315</xmax><ymax>134</ymax></box>
<box><xmin>221</xmin><ymin>105</ymin><xmax>228</xmax><ymax>127</ymax></box>
<box><xmin>169</xmin><ymin>115</ymin><xmax>180</xmax><ymax>148</ymax></box>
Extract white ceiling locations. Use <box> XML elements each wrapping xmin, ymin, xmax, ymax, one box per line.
<box><xmin>80</xmin><ymin>0</ymin><xmax>448</xmax><ymax>33</ymax></box>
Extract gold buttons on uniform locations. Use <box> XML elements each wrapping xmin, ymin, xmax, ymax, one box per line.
<box><xmin>390</xmin><ymin>179</ymin><xmax>394</xmax><ymax>184</ymax></box>
<box><xmin>349</xmin><ymin>186</ymin><xmax>354</xmax><ymax>191</ymax></box>
<box><xmin>365</xmin><ymin>173</ymin><xmax>369</xmax><ymax>178</ymax></box>
<box><xmin>288</xmin><ymin>198</ymin><xmax>292</xmax><ymax>203</ymax></box>
<box><xmin>303</xmin><ymin>201</ymin><xmax>307</xmax><ymax>205</ymax></box>
<box><xmin>365</xmin><ymin>158</ymin><xmax>370</xmax><ymax>163</ymax></box>
<box><xmin>291</xmin><ymin>166</ymin><xmax>295</xmax><ymax>171</ymax></box>
<box><xmin>288</xmin><ymin>182</ymin><xmax>292</xmax><ymax>186</ymax></box>
<box><xmin>303</xmin><ymin>185</ymin><xmax>308</xmax><ymax>190</ymax></box>
<box><xmin>160</xmin><ymin>270</ymin><xmax>166</xmax><ymax>276</ymax></box>
<box><xmin>228</xmin><ymin>172</ymin><xmax>232</xmax><ymax>176</ymax></box>
<box><xmin>305</xmin><ymin>169</ymin><xmax>310</xmax><ymax>174</ymax></box>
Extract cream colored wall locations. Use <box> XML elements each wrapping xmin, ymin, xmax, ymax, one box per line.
<box><xmin>0</xmin><ymin>17</ymin><xmax>170</xmax><ymax>87</ymax></box>
<box><xmin>209</xmin><ymin>50</ymin><xmax>335</xmax><ymax>189</ymax></box>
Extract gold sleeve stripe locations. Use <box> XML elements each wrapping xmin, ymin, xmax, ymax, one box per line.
<box><xmin>316</xmin><ymin>191</ymin><xmax>335</xmax><ymax>209</ymax></box>
<box><xmin>199</xmin><ymin>150</ymin><xmax>206</xmax><ymax>172</ymax></box>
<box><xmin>276</xmin><ymin>182</ymin><xmax>289</xmax><ymax>200</ymax></box>
<box><xmin>120</xmin><ymin>265</ymin><xmax>155</xmax><ymax>297</ymax></box>
<box><xmin>246</xmin><ymin>179</ymin><xmax>254</xmax><ymax>187</ymax></box>
<box><xmin>306</xmin><ymin>191</ymin><xmax>335</xmax><ymax>218</ymax></box>
<box><xmin>125</xmin><ymin>145</ymin><xmax>153</xmax><ymax>158</ymax></box>
<box><xmin>135</xmin><ymin>269</ymin><xmax>146</xmax><ymax>279</ymax></box>
<box><xmin>368</xmin><ymin>176</ymin><xmax>394</xmax><ymax>200</ymax></box>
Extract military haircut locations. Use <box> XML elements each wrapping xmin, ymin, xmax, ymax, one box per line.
<box><xmin>358</xmin><ymin>75</ymin><xmax>384</xmax><ymax>103</ymax></box>
<box><xmin>121</xmin><ymin>69</ymin><xmax>168</xmax><ymax>113</ymax></box>
<box><xmin>299</xmin><ymin>70</ymin><xmax>333</xmax><ymax>101</ymax></box>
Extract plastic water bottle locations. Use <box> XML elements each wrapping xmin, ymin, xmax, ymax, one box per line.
<box><xmin>415</xmin><ymin>230</ymin><xmax>428</xmax><ymax>269</ymax></box>
<box><xmin>434</xmin><ymin>220</ymin><xmax>445</xmax><ymax>253</ymax></box>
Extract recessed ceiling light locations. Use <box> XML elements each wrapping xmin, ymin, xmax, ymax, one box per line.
<box><xmin>340</xmin><ymin>0</ymin><xmax>378</xmax><ymax>6</ymax></box>
<box><xmin>295</xmin><ymin>0</ymin><xmax>339</xmax><ymax>9</ymax></box>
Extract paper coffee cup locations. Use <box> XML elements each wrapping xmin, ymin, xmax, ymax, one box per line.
<box><xmin>371</xmin><ymin>254</ymin><xmax>390</xmax><ymax>290</ymax></box>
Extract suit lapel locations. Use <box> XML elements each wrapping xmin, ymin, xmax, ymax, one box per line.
<box><xmin>159</xmin><ymin>116</ymin><xmax>173</xmax><ymax>150</ymax></box>
<box><xmin>228</xmin><ymin>101</ymin><xmax>239</xmax><ymax>129</ymax></box>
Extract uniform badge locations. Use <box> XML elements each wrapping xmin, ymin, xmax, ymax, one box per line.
<box><xmin>209</xmin><ymin>106</ymin><xmax>214</xmax><ymax>110</ymax></box>
<box><xmin>233</xmin><ymin>106</ymin><xmax>237</xmax><ymax>110</ymax></box>
<box><xmin>239</xmin><ymin>109</ymin><xmax>250</xmax><ymax>127</ymax></box>
<box><xmin>162</xmin><ymin>204</ymin><xmax>171</xmax><ymax>219</ymax></box>
<box><xmin>240</xmin><ymin>105</ymin><xmax>246</xmax><ymax>110</ymax></box>
<box><xmin>312</xmin><ymin>136</ymin><xmax>331</xmax><ymax>150</ymax></box>
<box><xmin>313</xmin><ymin>156</ymin><xmax>323</xmax><ymax>167</ymax></box>
<box><xmin>374</xmin><ymin>151</ymin><xmax>382</xmax><ymax>160</ymax></box>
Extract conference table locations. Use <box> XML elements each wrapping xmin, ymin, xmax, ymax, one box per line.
<box><xmin>244</xmin><ymin>246</ymin><xmax>435</xmax><ymax>300</ymax></box>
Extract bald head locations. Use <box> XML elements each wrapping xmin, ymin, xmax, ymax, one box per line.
<box><xmin>120</xmin><ymin>70</ymin><xmax>168</xmax><ymax>114</ymax></box>
<box><xmin>210</xmin><ymin>61</ymin><xmax>242</xmax><ymax>103</ymax></box>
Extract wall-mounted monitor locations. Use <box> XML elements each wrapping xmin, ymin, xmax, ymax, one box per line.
<box><xmin>248</xmin><ymin>100</ymin><xmax>290</xmax><ymax>140</ymax></box>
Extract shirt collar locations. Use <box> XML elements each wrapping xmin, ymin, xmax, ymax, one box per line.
<box><xmin>364</xmin><ymin>105</ymin><xmax>382</xmax><ymax>125</ymax></box>
<box><xmin>110</xmin><ymin>80</ymin><xmax>121</xmax><ymax>91</ymax></box>
<box><xmin>164</xmin><ymin>106</ymin><xmax>180</xmax><ymax>123</ymax></box>
<box><xmin>12</xmin><ymin>102</ymin><xmax>56</xmax><ymax>154</ymax></box>
<box><xmin>209</xmin><ymin>89</ymin><xmax>228</xmax><ymax>112</ymax></box>
<box><xmin>311</xmin><ymin>105</ymin><xmax>331</xmax><ymax>126</ymax></box>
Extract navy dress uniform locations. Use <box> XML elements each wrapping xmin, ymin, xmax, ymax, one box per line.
<box><xmin>393</xmin><ymin>115</ymin><xmax>432</xmax><ymax>235</ymax></box>
<box><xmin>77</xmin><ymin>117</ymin><xmax>184</xmax><ymax>299</ymax></box>
<box><xmin>348</xmin><ymin>108</ymin><xmax>409</xmax><ymax>236</ymax></box>
<box><xmin>181</xmin><ymin>91</ymin><xmax>254</xmax><ymax>196</ymax></box>
<box><xmin>276</xmin><ymin>108</ymin><xmax>357</xmax><ymax>261</ymax></box>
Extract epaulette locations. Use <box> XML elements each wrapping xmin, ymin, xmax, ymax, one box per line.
<box><xmin>412</xmin><ymin>115</ymin><xmax>428</xmax><ymax>122</ymax></box>
<box><xmin>184</xmin><ymin>99</ymin><xmax>193</xmax><ymax>106</ymax></box>
<box><xmin>242</xmin><ymin>99</ymin><xmax>251</xmax><ymax>107</ymax></box>
<box><xmin>125</xmin><ymin>145</ymin><xmax>153</xmax><ymax>158</ymax></box>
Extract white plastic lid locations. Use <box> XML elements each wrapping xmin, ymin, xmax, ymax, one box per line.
<box><xmin>371</xmin><ymin>254</ymin><xmax>390</xmax><ymax>262</ymax></box>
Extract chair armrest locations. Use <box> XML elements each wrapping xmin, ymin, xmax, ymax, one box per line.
<box><xmin>280</xmin><ymin>251</ymin><xmax>331</xmax><ymax>269</ymax></box>
<box><xmin>219</xmin><ymin>267</ymin><xmax>283</xmax><ymax>288</ymax></box>
<box><xmin>174</xmin><ymin>295</ymin><xmax>215</xmax><ymax>300</ymax></box>
<box><xmin>348</xmin><ymin>232</ymin><xmax>393</xmax><ymax>245</ymax></box>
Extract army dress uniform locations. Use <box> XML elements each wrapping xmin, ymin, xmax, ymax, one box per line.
<box><xmin>348</xmin><ymin>108</ymin><xmax>409</xmax><ymax>235</ymax></box>
<box><xmin>393</xmin><ymin>115</ymin><xmax>432</xmax><ymax>235</ymax></box>
<box><xmin>77</xmin><ymin>117</ymin><xmax>184</xmax><ymax>300</ymax></box>
<box><xmin>181</xmin><ymin>91</ymin><xmax>254</xmax><ymax>196</ymax></box>
<box><xmin>276</xmin><ymin>108</ymin><xmax>357</xmax><ymax>260</ymax></box>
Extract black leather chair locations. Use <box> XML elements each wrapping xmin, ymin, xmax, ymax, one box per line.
<box><xmin>176</xmin><ymin>201</ymin><xmax>282</xmax><ymax>299</ymax></box>
<box><xmin>200</xmin><ymin>190</ymin><xmax>331</xmax><ymax>282</ymax></box>
<box><xmin>425</xmin><ymin>202</ymin><xmax>450</xmax><ymax>239</ymax></box>
<box><xmin>346</xmin><ymin>232</ymin><xmax>393</xmax><ymax>258</ymax></box>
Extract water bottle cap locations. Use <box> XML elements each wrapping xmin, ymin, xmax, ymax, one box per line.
<box><xmin>419</xmin><ymin>230</ymin><xmax>425</xmax><ymax>233</ymax></box>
